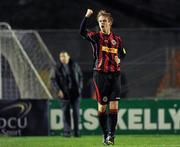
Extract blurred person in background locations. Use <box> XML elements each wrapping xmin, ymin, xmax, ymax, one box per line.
<box><xmin>80</xmin><ymin>9</ymin><xmax>126</xmax><ymax>145</ymax></box>
<box><xmin>50</xmin><ymin>51</ymin><xmax>83</xmax><ymax>137</ymax></box>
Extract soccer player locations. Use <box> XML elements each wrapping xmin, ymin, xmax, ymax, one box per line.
<box><xmin>80</xmin><ymin>9</ymin><xmax>126</xmax><ymax>145</ymax></box>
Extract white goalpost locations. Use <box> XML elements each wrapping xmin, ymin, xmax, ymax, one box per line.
<box><xmin>0</xmin><ymin>22</ymin><xmax>55</xmax><ymax>99</ymax></box>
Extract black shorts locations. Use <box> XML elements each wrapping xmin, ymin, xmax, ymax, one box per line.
<box><xmin>93</xmin><ymin>71</ymin><xmax>121</xmax><ymax>105</ymax></box>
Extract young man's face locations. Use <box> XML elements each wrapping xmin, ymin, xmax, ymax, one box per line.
<box><xmin>59</xmin><ymin>52</ymin><xmax>70</xmax><ymax>64</ymax></box>
<box><xmin>98</xmin><ymin>15</ymin><xmax>112</xmax><ymax>34</ymax></box>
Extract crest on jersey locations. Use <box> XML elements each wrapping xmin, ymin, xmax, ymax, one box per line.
<box><xmin>103</xmin><ymin>96</ymin><xmax>108</xmax><ymax>102</ymax></box>
<box><xmin>111</xmin><ymin>39</ymin><xmax>116</xmax><ymax>45</ymax></box>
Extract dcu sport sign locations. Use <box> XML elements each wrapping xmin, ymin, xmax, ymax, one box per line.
<box><xmin>0</xmin><ymin>100</ymin><xmax>48</xmax><ymax>136</ymax></box>
<box><xmin>49</xmin><ymin>99</ymin><xmax>180</xmax><ymax>135</ymax></box>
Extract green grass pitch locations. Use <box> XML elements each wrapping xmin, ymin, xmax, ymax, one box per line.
<box><xmin>0</xmin><ymin>135</ymin><xmax>180</xmax><ymax>147</ymax></box>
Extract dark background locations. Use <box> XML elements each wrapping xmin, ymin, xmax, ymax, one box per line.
<box><xmin>0</xmin><ymin>0</ymin><xmax>179</xmax><ymax>29</ymax></box>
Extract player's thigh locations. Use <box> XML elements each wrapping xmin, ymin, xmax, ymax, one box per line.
<box><xmin>93</xmin><ymin>71</ymin><xmax>111</xmax><ymax>104</ymax></box>
<box><xmin>110</xmin><ymin>73</ymin><xmax>121</xmax><ymax>100</ymax></box>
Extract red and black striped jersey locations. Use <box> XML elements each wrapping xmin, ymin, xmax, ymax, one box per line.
<box><xmin>80</xmin><ymin>17</ymin><xmax>126</xmax><ymax>73</ymax></box>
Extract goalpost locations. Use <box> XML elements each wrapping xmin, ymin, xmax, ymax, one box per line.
<box><xmin>0</xmin><ymin>22</ymin><xmax>55</xmax><ymax>99</ymax></box>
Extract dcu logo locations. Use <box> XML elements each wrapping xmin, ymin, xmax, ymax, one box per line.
<box><xmin>0</xmin><ymin>102</ymin><xmax>32</xmax><ymax>135</ymax></box>
<box><xmin>0</xmin><ymin>102</ymin><xmax>32</xmax><ymax>118</ymax></box>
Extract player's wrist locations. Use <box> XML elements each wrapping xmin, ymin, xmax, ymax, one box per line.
<box><xmin>85</xmin><ymin>14</ymin><xmax>92</xmax><ymax>18</ymax></box>
<box><xmin>117</xmin><ymin>58</ymin><xmax>121</xmax><ymax>64</ymax></box>
<box><xmin>115</xmin><ymin>56</ymin><xmax>120</xmax><ymax>64</ymax></box>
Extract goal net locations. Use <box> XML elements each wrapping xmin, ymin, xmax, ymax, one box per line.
<box><xmin>0</xmin><ymin>23</ymin><xmax>55</xmax><ymax>99</ymax></box>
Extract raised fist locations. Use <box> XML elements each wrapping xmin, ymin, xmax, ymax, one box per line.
<box><xmin>85</xmin><ymin>9</ymin><xmax>93</xmax><ymax>17</ymax></box>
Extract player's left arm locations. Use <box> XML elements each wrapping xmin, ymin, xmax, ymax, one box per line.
<box><xmin>119</xmin><ymin>47</ymin><xmax>127</xmax><ymax>59</ymax></box>
<box><xmin>118</xmin><ymin>36</ymin><xmax>126</xmax><ymax>60</ymax></box>
<box><xmin>115</xmin><ymin>36</ymin><xmax>126</xmax><ymax>64</ymax></box>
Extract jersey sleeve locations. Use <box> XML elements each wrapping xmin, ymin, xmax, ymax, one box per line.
<box><xmin>118</xmin><ymin>36</ymin><xmax>126</xmax><ymax>59</ymax></box>
<box><xmin>80</xmin><ymin>17</ymin><xmax>97</xmax><ymax>43</ymax></box>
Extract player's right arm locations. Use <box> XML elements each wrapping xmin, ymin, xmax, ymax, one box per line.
<box><xmin>80</xmin><ymin>9</ymin><xmax>96</xmax><ymax>43</ymax></box>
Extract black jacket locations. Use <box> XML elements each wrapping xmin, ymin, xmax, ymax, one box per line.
<box><xmin>50</xmin><ymin>59</ymin><xmax>83</xmax><ymax>99</ymax></box>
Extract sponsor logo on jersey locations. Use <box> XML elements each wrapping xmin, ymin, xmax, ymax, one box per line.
<box><xmin>101</xmin><ymin>46</ymin><xmax>118</xmax><ymax>54</ymax></box>
<box><xmin>104</xmin><ymin>40</ymin><xmax>109</xmax><ymax>43</ymax></box>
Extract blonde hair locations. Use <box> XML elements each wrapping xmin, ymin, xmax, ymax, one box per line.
<box><xmin>97</xmin><ymin>10</ymin><xmax>113</xmax><ymax>24</ymax></box>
